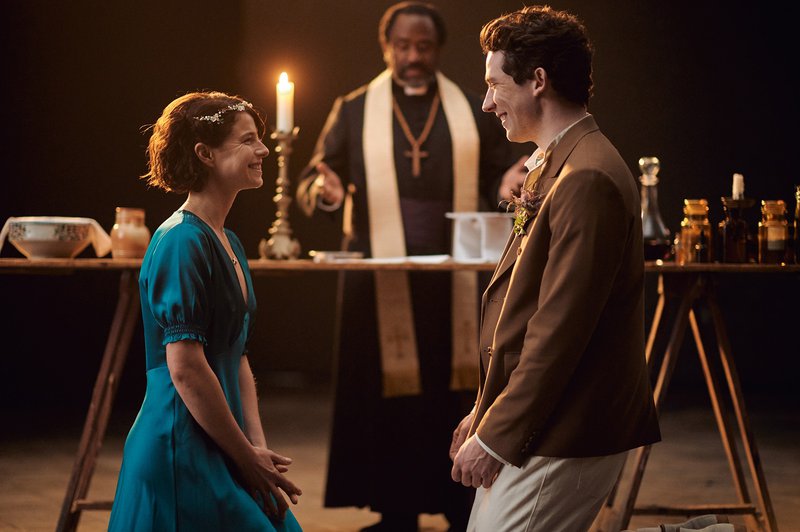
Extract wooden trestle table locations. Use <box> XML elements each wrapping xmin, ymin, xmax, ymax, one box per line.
<box><xmin>0</xmin><ymin>258</ymin><xmax>795</xmax><ymax>532</ymax></box>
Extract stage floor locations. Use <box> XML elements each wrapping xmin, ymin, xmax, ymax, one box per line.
<box><xmin>1</xmin><ymin>383</ymin><xmax>797</xmax><ymax>531</ymax></box>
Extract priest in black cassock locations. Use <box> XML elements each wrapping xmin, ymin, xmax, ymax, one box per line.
<box><xmin>295</xmin><ymin>2</ymin><xmax>526</xmax><ymax>530</ymax></box>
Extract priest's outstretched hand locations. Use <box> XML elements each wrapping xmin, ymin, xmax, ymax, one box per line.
<box><xmin>314</xmin><ymin>162</ymin><xmax>345</xmax><ymax>207</ymax></box>
<box><xmin>498</xmin><ymin>154</ymin><xmax>530</xmax><ymax>202</ymax></box>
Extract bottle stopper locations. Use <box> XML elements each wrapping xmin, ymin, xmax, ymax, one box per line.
<box><xmin>732</xmin><ymin>173</ymin><xmax>744</xmax><ymax>200</ymax></box>
<box><xmin>638</xmin><ymin>156</ymin><xmax>660</xmax><ymax>186</ymax></box>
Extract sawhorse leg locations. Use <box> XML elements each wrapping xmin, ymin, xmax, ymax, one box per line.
<box><xmin>594</xmin><ymin>274</ymin><xmax>696</xmax><ymax>531</ymax></box>
<box><xmin>56</xmin><ymin>270</ymin><xmax>140</xmax><ymax>532</ymax></box>
<box><xmin>705</xmin><ymin>289</ymin><xmax>778</xmax><ymax>531</ymax></box>
<box><xmin>593</xmin><ymin>273</ymin><xmax>777</xmax><ymax>531</ymax></box>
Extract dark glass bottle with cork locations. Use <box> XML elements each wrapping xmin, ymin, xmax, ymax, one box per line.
<box><xmin>793</xmin><ymin>185</ymin><xmax>800</xmax><ymax>263</ymax></box>
<box><xmin>718</xmin><ymin>173</ymin><xmax>755</xmax><ymax>263</ymax></box>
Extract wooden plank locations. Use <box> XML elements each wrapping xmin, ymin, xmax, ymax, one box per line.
<box><xmin>632</xmin><ymin>504</ymin><xmax>757</xmax><ymax>515</ymax></box>
<box><xmin>1</xmin><ymin>257</ymin><xmax>799</xmax><ymax>274</ymax></box>
<box><xmin>73</xmin><ymin>500</ymin><xmax>114</xmax><ymax>511</ymax></box>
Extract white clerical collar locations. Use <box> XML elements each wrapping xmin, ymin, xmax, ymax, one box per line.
<box><xmin>403</xmin><ymin>84</ymin><xmax>429</xmax><ymax>96</ymax></box>
<box><xmin>393</xmin><ymin>76</ymin><xmax>436</xmax><ymax>96</ymax></box>
<box><xmin>525</xmin><ymin>113</ymin><xmax>592</xmax><ymax>172</ymax></box>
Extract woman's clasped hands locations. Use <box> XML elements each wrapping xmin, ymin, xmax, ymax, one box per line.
<box><xmin>236</xmin><ymin>445</ymin><xmax>302</xmax><ymax>520</ymax></box>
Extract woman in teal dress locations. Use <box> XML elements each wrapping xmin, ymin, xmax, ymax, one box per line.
<box><xmin>109</xmin><ymin>91</ymin><xmax>303</xmax><ymax>531</ymax></box>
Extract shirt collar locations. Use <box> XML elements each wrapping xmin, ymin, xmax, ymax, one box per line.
<box><xmin>524</xmin><ymin>113</ymin><xmax>592</xmax><ymax>172</ymax></box>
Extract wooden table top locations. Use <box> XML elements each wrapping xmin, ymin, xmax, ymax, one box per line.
<box><xmin>1</xmin><ymin>257</ymin><xmax>799</xmax><ymax>274</ymax></box>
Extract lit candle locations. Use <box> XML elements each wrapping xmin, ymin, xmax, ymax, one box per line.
<box><xmin>276</xmin><ymin>72</ymin><xmax>294</xmax><ymax>132</ymax></box>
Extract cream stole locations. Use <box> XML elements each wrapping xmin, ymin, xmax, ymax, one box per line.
<box><xmin>363</xmin><ymin>69</ymin><xmax>480</xmax><ymax>397</ymax></box>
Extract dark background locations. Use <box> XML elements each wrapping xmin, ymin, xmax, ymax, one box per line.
<box><xmin>1</xmin><ymin>0</ymin><xmax>797</xmax><ymax>432</ymax></box>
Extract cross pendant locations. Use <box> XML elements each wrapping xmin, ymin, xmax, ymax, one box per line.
<box><xmin>404</xmin><ymin>144</ymin><xmax>429</xmax><ymax>178</ymax></box>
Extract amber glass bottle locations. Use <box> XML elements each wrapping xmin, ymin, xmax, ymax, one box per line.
<box><xmin>758</xmin><ymin>200</ymin><xmax>788</xmax><ymax>264</ymax></box>
<box><xmin>678</xmin><ymin>199</ymin><xmax>712</xmax><ymax>264</ymax></box>
<box><xmin>793</xmin><ymin>185</ymin><xmax>800</xmax><ymax>263</ymax></box>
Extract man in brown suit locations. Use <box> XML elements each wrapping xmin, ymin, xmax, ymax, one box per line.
<box><xmin>450</xmin><ymin>6</ymin><xmax>661</xmax><ymax>531</ymax></box>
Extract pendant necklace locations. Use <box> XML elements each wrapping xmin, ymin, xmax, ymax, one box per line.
<box><xmin>392</xmin><ymin>91</ymin><xmax>440</xmax><ymax>178</ymax></box>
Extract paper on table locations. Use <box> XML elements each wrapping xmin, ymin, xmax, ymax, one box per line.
<box><xmin>408</xmin><ymin>254</ymin><xmax>450</xmax><ymax>263</ymax></box>
<box><xmin>361</xmin><ymin>254</ymin><xmax>451</xmax><ymax>264</ymax></box>
<box><xmin>453</xmin><ymin>256</ymin><xmax>498</xmax><ymax>264</ymax></box>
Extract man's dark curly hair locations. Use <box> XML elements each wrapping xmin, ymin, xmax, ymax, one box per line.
<box><xmin>379</xmin><ymin>1</ymin><xmax>447</xmax><ymax>48</ymax></box>
<box><xmin>480</xmin><ymin>6</ymin><xmax>594</xmax><ymax>106</ymax></box>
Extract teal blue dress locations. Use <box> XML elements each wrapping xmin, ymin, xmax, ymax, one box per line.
<box><xmin>109</xmin><ymin>210</ymin><xmax>301</xmax><ymax>532</ymax></box>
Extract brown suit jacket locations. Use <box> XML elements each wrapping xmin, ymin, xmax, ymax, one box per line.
<box><xmin>470</xmin><ymin>115</ymin><xmax>660</xmax><ymax>467</ymax></box>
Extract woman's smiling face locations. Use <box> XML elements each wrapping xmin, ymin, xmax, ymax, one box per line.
<box><xmin>208</xmin><ymin>112</ymin><xmax>269</xmax><ymax>191</ymax></box>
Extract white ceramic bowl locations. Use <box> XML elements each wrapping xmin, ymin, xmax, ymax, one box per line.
<box><xmin>7</xmin><ymin>217</ymin><xmax>93</xmax><ymax>258</ymax></box>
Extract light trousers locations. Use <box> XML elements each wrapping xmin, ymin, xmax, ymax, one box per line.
<box><xmin>468</xmin><ymin>451</ymin><xmax>627</xmax><ymax>532</ymax></box>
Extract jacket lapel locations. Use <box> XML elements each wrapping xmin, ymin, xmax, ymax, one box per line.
<box><xmin>484</xmin><ymin>116</ymin><xmax>600</xmax><ymax>293</ymax></box>
<box><xmin>537</xmin><ymin>115</ymin><xmax>599</xmax><ymax>183</ymax></box>
<box><xmin>488</xmin><ymin>231</ymin><xmax>519</xmax><ymax>285</ymax></box>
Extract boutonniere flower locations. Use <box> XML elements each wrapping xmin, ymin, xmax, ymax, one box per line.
<box><xmin>501</xmin><ymin>187</ymin><xmax>545</xmax><ymax>236</ymax></box>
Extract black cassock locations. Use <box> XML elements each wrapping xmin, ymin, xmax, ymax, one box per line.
<box><xmin>296</xmin><ymin>79</ymin><xmax>515</xmax><ymax>520</ymax></box>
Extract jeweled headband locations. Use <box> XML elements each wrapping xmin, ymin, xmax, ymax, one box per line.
<box><xmin>193</xmin><ymin>101</ymin><xmax>253</xmax><ymax>124</ymax></box>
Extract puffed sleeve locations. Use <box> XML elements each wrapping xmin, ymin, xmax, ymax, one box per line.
<box><xmin>145</xmin><ymin>223</ymin><xmax>212</xmax><ymax>346</ymax></box>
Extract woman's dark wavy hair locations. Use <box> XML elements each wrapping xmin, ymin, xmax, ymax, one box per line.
<box><xmin>379</xmin><ymin>1</ymin><xmax>447</xmax><ymax>48</ymax></box>
<box><xmin>142</xmin><ymin>91</ymin><xmax>266</xmax><ymax>194</ymax></box>
<box><xmin>480</xmin><ymin>6</ymin><xmax>594</xmax><ymax>107</ymax></box>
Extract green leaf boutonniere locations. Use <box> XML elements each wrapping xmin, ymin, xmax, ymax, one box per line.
<box><xmin>501</xmin><ymin>187</ymin><xmax>545</xmax><ymax>236</ymax></box>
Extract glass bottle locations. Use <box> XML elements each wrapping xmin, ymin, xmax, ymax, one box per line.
<box><xmin>671</xmin><ymin>232</ymin><xmax>682</xmax><ymax>263</ymax></box>
<box><xmin>638</xmin><ymin>156</ymin><xmax>671</xmax><ymax>261</ymax></box>
<box><xmin>694</xmin><ymin>226</ymin><xmax>709</xmax><ymax>263</ymax></box>
<box><xmin>111</xmin><ymin>207</ymin><xmax>151</xmax><ymax>258</ymax></box>
<box><xmin>794</xmin><ymin>185</ymin><xmax>800</xmax><ymax>264</ymax></box>
<box><xmin>678</xmin><ymin>199</ymin><xmax>712</xmax><ymax>264</ymax></box>
<box><xmin>718</xmin><ymin>173</ymin><xmax>754</xmax><ymax>263</ymax></box>
<box><xmin>758</xmin><ymin>200</ymin><xmax>788</xmax><ymax>264</ymax></box>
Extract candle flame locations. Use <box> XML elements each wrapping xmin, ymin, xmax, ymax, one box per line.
<box><xmin>278</xmin><ymin>72</ymin><xmax>291</xmax><ymax>90</ymax></box>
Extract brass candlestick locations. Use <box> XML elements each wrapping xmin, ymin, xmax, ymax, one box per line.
<box><xmin>259</xmin><ymin>127</ymin><xmax>301</xmax><ymax>260</ymax></box>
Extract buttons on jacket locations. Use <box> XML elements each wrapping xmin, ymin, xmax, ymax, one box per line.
<box><xmin>517</xmin><ymin>246</ymin><xmax>523</xmax><ymax>256</ymax></box>
<box><xmin>522</xmin><ymin>432</ymin><xmax>539</xmax><ymax>454</ymax></box>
